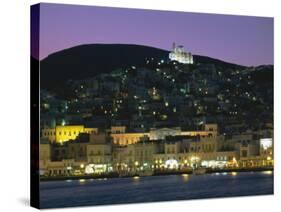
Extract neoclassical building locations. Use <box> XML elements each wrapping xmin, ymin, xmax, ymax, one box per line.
<box><xmin>41</xmin><ymin>125</ymin><xmax>98</xmax><ymax>143</ymax></box>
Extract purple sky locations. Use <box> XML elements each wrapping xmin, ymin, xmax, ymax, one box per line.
<box><xmin>37</xmin><ymin>3</ymin><xmax>273</xmax><ymax>66</ymax></box>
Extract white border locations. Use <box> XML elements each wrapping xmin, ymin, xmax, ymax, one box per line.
<box><xmin>0</xmin><ymin>0</ymin><xmax>279</xmax><ymax>211</ymax></box>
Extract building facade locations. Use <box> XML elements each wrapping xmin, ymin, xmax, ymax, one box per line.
<box><xmin>42</xmin><ymin>125</ymin><xmax>98</xmax><ymax>143</ymax></box>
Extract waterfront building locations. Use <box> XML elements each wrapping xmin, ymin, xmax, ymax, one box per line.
<box><xmin>42</xmin><ymin>159</ymin><xmax>75</xmax><ymax>177</ymax></box>
<box><xmin>39</xmin><ymin>123</ymin><xmax>274</xmax><ymax>177</ymax></box>
<box><xmin>39</xmin><ymin>139</ymin><xmax>51</xmax><ymax>175</ymax></box>
<box><xmin>86</xmin><ymin>133</ymin><xmax>113</xmax><ymax>173</ymax></box>
<box><xmin>67</xmin><ymin>137</ymin><xmax>89</xmax><ymax>162</ymax></box>
<box><xmin>111</xmin><ymin>124</ymin><xmax>218</xmax><ymax>146</ymax></box>
<box><xmin>111</xmin><ymin>126</ymin><xmax>126</xmax><ymax>134</ymax></box>
<box><xmin>127</xmin><ymin>140</ymin><xmax>158</xmax><ymax>173</ymax></box>
<box><xmin>149</xmin><ymin>127</ymin><xmax>181</xmax><ymax>140</ymax></box>
<box><xmin>259</xmin><ymin>138</ymin><xmax>273</xmax><ymax>161</ymax></box>
<box><xmin>42</xmin><ymin>125</ymin><xmax>98</xmax><ymax>143</ymax></box>
<box><xmin>112</xmin><ymin>146</ymin><xmax>130</xmax><ymax>173</ymax></box>
<box><xmin>111</xmin><ymin>132</ymin><xmax>150</xmax><ymax>145</ymax></box>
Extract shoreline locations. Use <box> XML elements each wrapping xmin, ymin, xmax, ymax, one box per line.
<box><xmin>40</xmin><ymin>166</ymin><xmax>273</xmax><ymax>182</ymax></box>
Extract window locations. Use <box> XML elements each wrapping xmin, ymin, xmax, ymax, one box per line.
<box><xmin>242</xmin><ymin>150</ymin><xmax>247</xmax><ymax>157</ymax></box>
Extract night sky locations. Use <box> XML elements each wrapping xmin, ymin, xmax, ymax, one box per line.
<box><xmin>34</xmin><ymin>3</ymin><xmax>273</xmax><ymax>66</ymax></box>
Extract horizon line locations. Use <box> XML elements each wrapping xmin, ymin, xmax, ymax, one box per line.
<box><xmin>34</xmin><ymin>42</ymin><xmax>273</xmax><ymax>67</ymax></box>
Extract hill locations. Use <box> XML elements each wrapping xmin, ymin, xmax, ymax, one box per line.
<box><xmin>40</xmin><ymin>44</ymin><xmax>246</xmax><ymax>90</ymax></box>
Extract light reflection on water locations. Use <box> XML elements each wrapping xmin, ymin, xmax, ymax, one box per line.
<box><xmin>79</xmin><ymin>179</ymin><xmax>86</xmax><ymax>184</ymax></box>
<box><xmin>262</xmin><ymin>170</ymin><xmax>273</xmax><ymax>175</ymax></box>
<box><xmin>231</xmin><ymin>172</ymin><xmax>237</xmax><ymax>176</ymax></box>
<box><xmin>181</xmin><ymin>174</ymin><xmax>189</xmax><ymax>182</ymax></box>
<box><xmin>133</xmin><ymin>176</ymin><xmax>140</xmax><ymax>180</ymax></box>
<box><xmin>41</xmin><ymin>171</ymin><xmax>273</xmax><ymax>209</ymax></box>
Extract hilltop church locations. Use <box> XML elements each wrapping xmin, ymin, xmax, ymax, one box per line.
<box><xmin>169</xmin><ymin>42</ymin><xmax>193</xmax><ymax>64</ymax></box>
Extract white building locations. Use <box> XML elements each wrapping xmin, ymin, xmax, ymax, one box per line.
<box><xmin>169</xmin><ymin>42</ymin><xmax>193</xmax><ymax>64</ymax></box>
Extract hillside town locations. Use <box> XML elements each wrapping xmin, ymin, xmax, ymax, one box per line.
<box><xmin>39</xmin><ymin>44</ymin><xmax>273</xmax><ymax>178</ymax></box>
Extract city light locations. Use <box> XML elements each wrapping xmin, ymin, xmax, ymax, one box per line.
<box><xmin>165</xmin><ymin>159</ymin><xmax>178</xmax><ymax>169</ymax></box>
<box><xmin>85</xmin><ymin>164</ymin><xmax>94</xmax><ymax>174</ymax></box>
<box><xmin>260</xmin><ymin>138</ymin><xmax>272</xmax><ymax>150</ymax></box>
<box><xmin>61</xmin><ymin>119</ymin><xmax>66</xmax><ymax>126</ymax></box>
<box><xmin>79</xmin><ymin>179</ymin><xmax>86</xmax><ymax>183</ymax></box>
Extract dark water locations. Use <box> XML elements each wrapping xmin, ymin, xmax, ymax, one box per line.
<box><xmin>40</xmin><ymin>171</ymin><xmax>273</xmax><ymax>208</ymax></box>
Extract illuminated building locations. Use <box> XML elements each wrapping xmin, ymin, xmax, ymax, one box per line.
<box><xmin>111</xmin><ymin>124</ymin><xmax>218</xmax><ymax>146</ymax></box>
<box><xmin>169</xmin><ymin>42</ymin><xmax>193</xmax><ymax>64</ymax></box>
<box><xmin>38</xmin><ymin>123</ymin><xmax>274</xmax><ymax>177</ymax></box>
<box><xmin>149</xmin><ymin>128</ymin><xmax>181</xmax><ymax>140</ymax></box>
<box><xmin>128</xmin><ymin>141</ymin><xmax>157</xmax><ymax>173</ymax></box>
<box><xmin>41</xmin><ymin>159</ymin><xmax>75</xmax><ymax>176</ymax></box>
<box><xmin>42</xmin><ymin>125</ymin><xmax>98</xmax><ymax>143</ymax></box>
<box><xmin>111</xmin><ymin>126</ymin><xmax>126</xmax><ymax>134</ymax></box>
<box><xmin>259</xmin><ymin>138</ymin><xmax>273</xmax><ymax>167</ymax></box>
<box><xmin>111</xmin><ymin>132</ymin><xmax>150</xmax><ymax>145</ymax></box>
<box><xmin>86</xmin><ymin>133</ymin><xmax>113</xmax><ymax>173</ymax></box>
<box><xmin>39</xmin><ymin>139</ymin><xmax>51</xmax><ymax>175</ymax></box>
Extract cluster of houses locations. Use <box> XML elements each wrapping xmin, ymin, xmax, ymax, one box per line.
<box><xmin>40</xmin><ymin>123</ymin><xmax>273</xmax><ymax>177</ymax></box>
